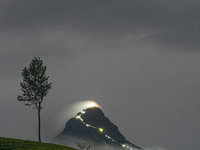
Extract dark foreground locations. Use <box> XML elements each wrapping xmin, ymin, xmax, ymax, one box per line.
<box><xmin>0</xmin><ymin>137</ymin><xmax>76</xmax><ymax>150</ymax></box>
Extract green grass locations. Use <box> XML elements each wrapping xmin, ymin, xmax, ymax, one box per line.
<box><xmin>0</xmin><ymin>137</ymin><xmax>76</xmax><ymax>150</ymax></box>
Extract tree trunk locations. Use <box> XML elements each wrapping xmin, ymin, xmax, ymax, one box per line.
<box><xmin>38</xmin><ymin>107</ymin><xmax>41</xmax><ymax>142</ymax></box>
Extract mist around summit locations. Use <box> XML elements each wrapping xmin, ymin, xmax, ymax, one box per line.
<box><xmin>53</xmin><ymin>105</ymin><xmax>168</xmax><ymax>150</ymax></box>
<box><xmin>55</xmin><ymin>106</ymin><xmax>142</xmax><ymax>150</ymax></box>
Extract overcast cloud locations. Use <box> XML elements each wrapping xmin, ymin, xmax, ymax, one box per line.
<box><xmin>0</xmin><ymin>1</ymin><xmax>200</xmax><ymax>150</ymax></box>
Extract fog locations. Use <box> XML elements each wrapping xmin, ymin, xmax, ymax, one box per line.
<box><xmin>1</xmin><ymin>1</ymin><xmax>200</xmax><ymax>150</ymax></box>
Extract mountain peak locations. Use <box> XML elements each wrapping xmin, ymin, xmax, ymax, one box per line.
<box><xmin>56</xmin><ymin>107</ymin><xmax>142</xmax><ymax>150</ymax></box>
<box><xmin>77</xmin><ymin>107</ymin><xmax>104</xmax><ymax>119</ymax></box>
<box><xmin>76</xmin><ymin>107</ymin><xmax>105</xmax><ymax>126</ymax></box>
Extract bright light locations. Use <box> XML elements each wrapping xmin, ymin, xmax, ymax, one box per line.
<box><xmin>122</xmin><ymin>144</ymin><xmax>126</xmax><ymax>148</ymax></box>
<box><xmin>99</xmin><ymin>128</ymin><xmax>104</xmax><ymax>133</ymax></box>
<box><xmin>57</xmin><ymin>100</ymin><xmax>102</xmax><ymax>134</ymax></box>
<box><xmin>75</xmin><ymin>115</ymin><xmax>81</xmax><ymax>120</ymax></box>
<box><xmin>83</xmin><ymin>100</ymin><xmax>101</xmax><ymax>109</ymax></box>
<box><xmin>86</xmin><ymin>124</ymin><xmax>91</xmax><ymax>127</ymax></box>
<box><xmin>81</xmin><ymin>110</ymin><xmax>86</xmax><ymax>114</ymax></box>
<box><xmin>60</xmin><ymin>100</ymin><xmax>102</xmax><ymax>117</ymax></box>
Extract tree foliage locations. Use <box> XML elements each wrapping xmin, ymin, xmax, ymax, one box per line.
<box><xmin>17</xmin><ymin>57</ymin><xmax>52</xmax><ymax>109</ymax></box>
<box><xmin>17</xmin><ymin>57</ymin><xmax>52</xmax><ymax>142</ymax></box>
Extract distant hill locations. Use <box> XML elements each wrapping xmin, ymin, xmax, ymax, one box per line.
<box><xmin>56</xmin><ymin>107</ymin><xmax>142</xmax><ymax>150</ymax></box>
<box><xmin>0</xmin><ymin>137</ymin><xmax>76</xmax><ymax>150</ymax></box>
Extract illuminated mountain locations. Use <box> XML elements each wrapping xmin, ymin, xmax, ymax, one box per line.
<box><xmin>56</xmin><ymin>107</ymin><xmax>142</xmax><ymax>150</ymax></box>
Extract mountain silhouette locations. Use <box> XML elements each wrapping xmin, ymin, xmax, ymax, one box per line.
<box><xmin>56</xmin><ymin>107</ymin><xmax>142</xmax><ymax>150</ymax></box>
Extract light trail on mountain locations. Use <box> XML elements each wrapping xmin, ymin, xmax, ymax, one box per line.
<box><xmin>75</xmin><ymin>109</ymin><xmax>137</xmax><ymax>150</ymax></box>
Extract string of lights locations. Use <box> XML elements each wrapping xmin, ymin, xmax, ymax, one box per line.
<box><xmin>75</xmin><ymin>109</ymin><xmax>137</xmax><ymax>150</ymax></box>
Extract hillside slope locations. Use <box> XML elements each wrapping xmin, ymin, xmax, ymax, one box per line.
<box><xmin>0</xmin><ymin>137</ymin><xmax>76</xmax><ymax>150</ymax></box>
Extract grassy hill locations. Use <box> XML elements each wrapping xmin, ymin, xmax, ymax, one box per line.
<box><xmin>0</xmin><ymin>137</ymin><xmax>76</xmax><ymax>150</ymax></box>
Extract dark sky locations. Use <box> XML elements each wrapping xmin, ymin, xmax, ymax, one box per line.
<box><xmin>0</xmin><ymin>1</ymin><xmax>200</xmax><ymax>150</ymax></box>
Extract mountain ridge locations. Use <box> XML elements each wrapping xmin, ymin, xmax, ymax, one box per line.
<box><xmin>56</xmin><ymin>107</ymin><xmax>142</xmax><ymax>150</ymax></box>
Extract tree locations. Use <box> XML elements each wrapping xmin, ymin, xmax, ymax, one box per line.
<box><xmin>17</xmin><ymin>57</ymin><xmax>52</xmax><ymax>142</ymax></box>
<box><xmin>75</xmin><ymin>142</ymin><xmax>91</xmax><ymax>150</ymax></box>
